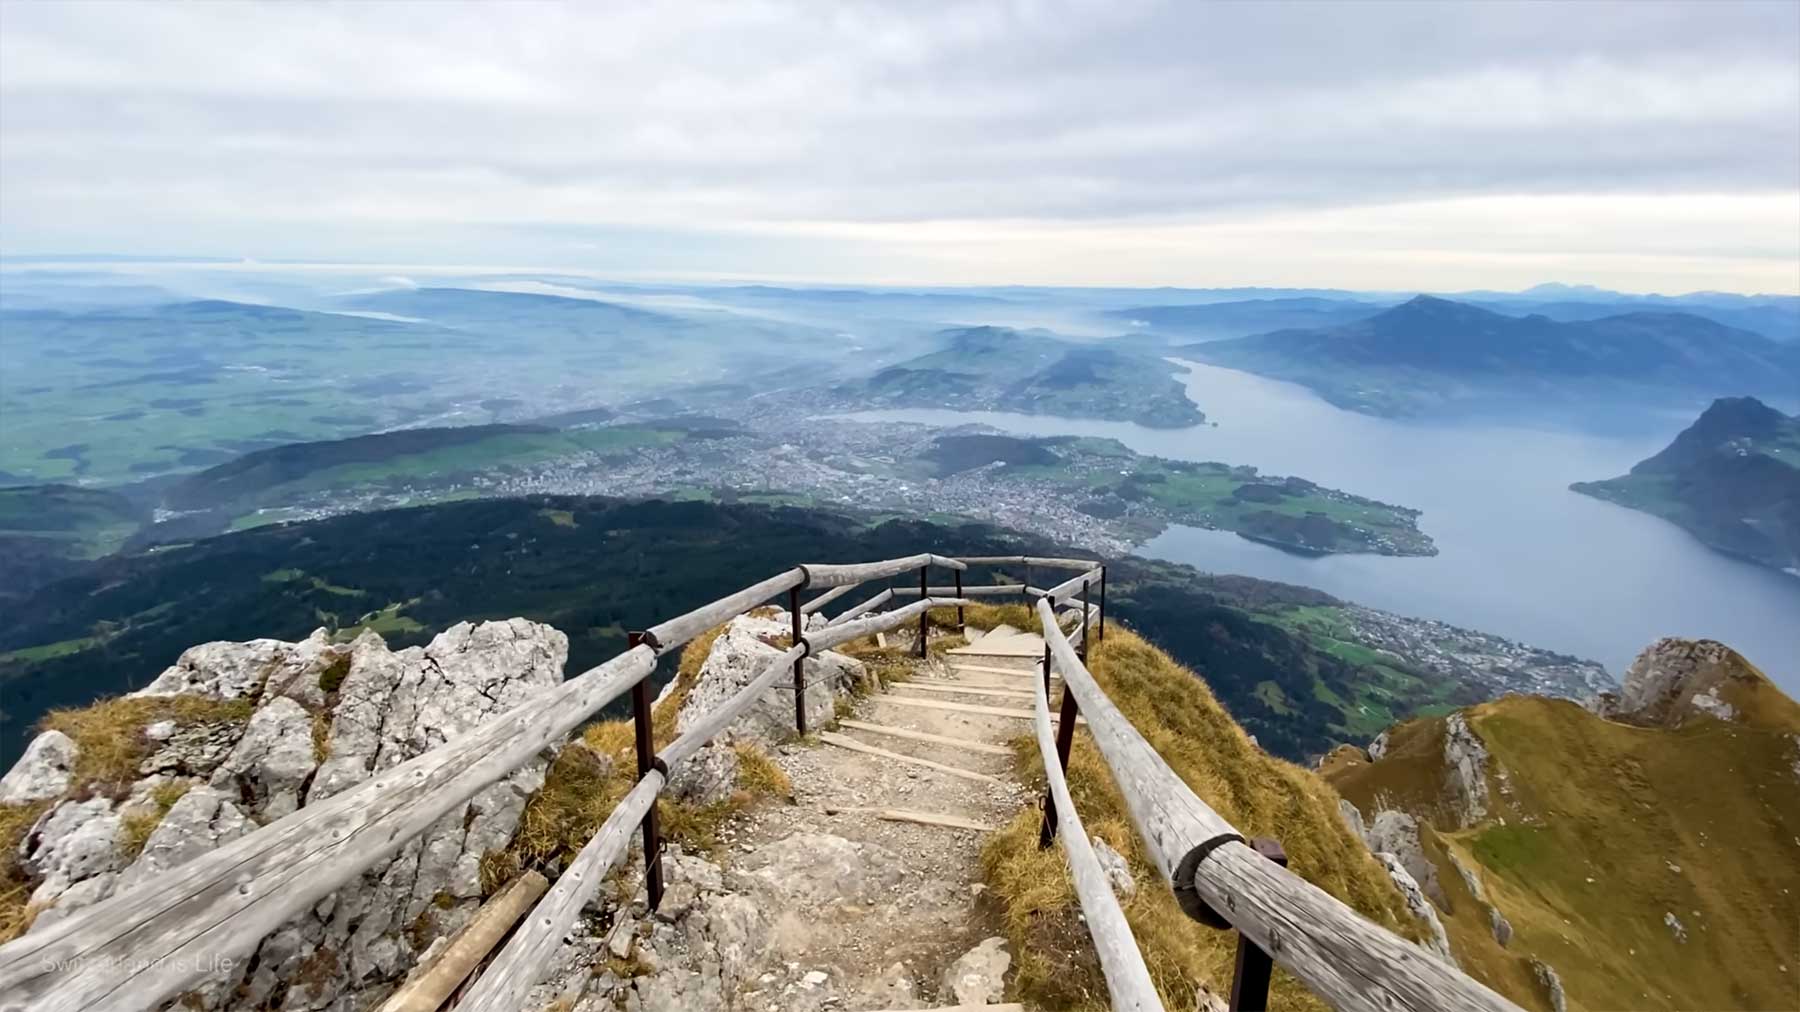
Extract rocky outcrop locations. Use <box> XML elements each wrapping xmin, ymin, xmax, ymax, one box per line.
<box><xmin>1373</xmin><ymin>853</ymin><xmax>1454</xmax><ymax>962</ymax></box>
<box><xmin>667</xmin><ymin>610</ymin><xmax>864</xmax><ymax>747</ymax></box>
<box><xmin>1442</xmin><ymin>713</ymin><xmax>1490</xmax><ymax>828</ymax></box>
<box><xmin>729</xmin><ymin>832</ymin><xmax>905</xmax><ymax>907</ymax></box>
<box><xmin>941</xmin><ymin>937</ymin><xmax>1011</xmax><ymax>1005</ymax></box>
<box><xmin>5</xmin><ymin>619</ymin><xmax>567</xmax><ymax>1012</ymax></box>
<box><xmin>1532</xmin><ymin>958</ymin><xmax>1568</xmax><ymax>1012</ymax></box>
<box><xmin>1594</xmin><ymin>637</ymin><xmax>1761</xmax><ymax>728</ymax></box>
<box><xmin>0</xmin><ymin>730</ymin><xmax>77</xmax><ymax>803</ymax></box>
<box><xmin>1365</xmin><ymin>810</ymin><xmax>1443</xmax><ymax>907</ymax></box>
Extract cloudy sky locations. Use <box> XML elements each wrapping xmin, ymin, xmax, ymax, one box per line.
<box><xmin>2</xmin><ymin>0</ymin><xmax>1797</xmax><ymax>293</ymax></box>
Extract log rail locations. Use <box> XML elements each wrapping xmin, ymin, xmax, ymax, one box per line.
<box><xmin>0</xmin><ymin>550</ymin><xmax>1523</xmax><ymax>1012</ymax></box>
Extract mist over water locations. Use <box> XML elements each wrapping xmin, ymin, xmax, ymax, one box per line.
<box><xmin>845</xmin><ymin>362</ymin><xmax>1800</xmax><ymax>693</ymax></box>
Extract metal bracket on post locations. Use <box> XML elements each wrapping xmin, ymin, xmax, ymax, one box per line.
<box><xmin>1227</xmin><ymin>838</ymin><xmax>1288</xmax><ymax>1011</ymax></box>
<box><xmin>789</xmin><ymin>587</ymin><xmax>807</xmax><ymax>737</ymax></box>
<box><xmin>1098</xmin><ymin>565</ymin><xmax>1107</xmax><ymax>641</ymax></box>
<box><xmin>627</xmin><ymin>631</ymin><xmax>664</xmax><ymax>912</ymax></box>
<box><xmin>916</xmin><ymin>565</ymin><xmax>929</xmax><ymax>658</ymax></box>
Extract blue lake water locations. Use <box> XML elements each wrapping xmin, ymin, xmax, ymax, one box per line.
<box><xmin>844</xmin><ymin>362</ymin><xmax>1800</xmax><ymax>693</ymax></box>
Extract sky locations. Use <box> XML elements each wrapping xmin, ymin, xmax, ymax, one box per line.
<box><xmin>1</xmin><ymin>0</ymin><xmax>1797</xmax><ymax>293</ymax></box>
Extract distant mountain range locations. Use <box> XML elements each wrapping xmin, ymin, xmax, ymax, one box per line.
<box><xmin>1572</xmin><ymin>397</ymin><xmax>1800</xmax><ymax>574</ymax></box>
<box><xmin>1185</xmin><ymin>295</ymin><xmax>1800</xmax><ymax>416</ymax></box>
<box><xmin>839</xmin><ymin>325</ymin><xmax>1204</xmax><ymax>427</ymax></box>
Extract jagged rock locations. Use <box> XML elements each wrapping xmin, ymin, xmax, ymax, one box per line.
<box><xmin>1373</xmin><ymin>853</ymin><xmax>1454</xmax><ymax>962</ymax></box>
<box><xmin>145</xmin><ymin>719</ymin><xmax>178</xmax><ymax>742</ymax></box>
<box><xmin>665</xmin><ymin>741</ymin><xmax>740</xmax><ymax>808</ymax></box>
<box><xmin>598</xmin><ymin>852</ymin><xmax>771</xmax><ymax>1012</ymax></box>
<box><xmin>672</xmin><ymin>611</ymin><xmax>864</xmax><ymax>746</ymax></box>
<box><xmin>20</xmin><ymin>798</ymin><xmax>125</xmax><ymax>906</ymax></box>
<box><xmin>0</xmin><ymin>730</ymin><xmax>77</xmax><ymax>803</ymax></box>
<box><xmin>1368</xmin><ymin>729</ymin><xmax>1391</xmax><ymax>761</ymax></box>
<box><xmin>1442</xmin><ymin>713</ymin><xmax>1491</xmax><ymax>828</ymax></box>
<box><xmin>211</xmin><ymin>697</ymin><xmax>318</xmax><ymax>820</ymax></box>
<box><xmin>941</xmin><ymin>936</ymin><xmax>1011</xmax><ymax>1005</ymax></box>
<box><xmin>136</xmin><ymin>630</ymin><xmax>346</xmax><ymax>707</ymax></box>
<box><xmin>1533</xmin><ymin>958</ymin><xmax>1568</xmax><ymax>1012</ymax></box>
<box><xmin>1092</xmin><ymin>836</ymin><xmax>1136</xmax><ymax>899</ymax></box>
<box><xmin>138</xmin><ymin>721</ymin><xmax>245</xmax><ymax>778</ymax></box>
<box><xmin>1365</xmin><ymin>810</ymin><xmax>1443</xmax><ymax>907</ymax></box>
<box><xmin>1664</xmin><ymin>910</ymin><xmax>1688</xmax><ymax>942</ymax></box>
<box><xmin>730</xmin><ymin>832</ymin><xmax>904</xmax><ymax>907</ymax></box>
<box><xmin>1598</xmin><ymin>637</ymin><xmax>1758</xmax><ymax>728</ymax></box>
<box><xmin>850</xmin><ymin>962</ymin><xmax>923</xmax><ymax>1010</ymax></box>
<box><xmin>117</xmin><ymin>786</ymin><xmax>253</xmax><ymax>891</ymax></box>
<box><xmin>1447</xmin><ymin>850</ymin><xmax>1485</xmax><ymax>900</ymax></box>
<box><xmin>1337</xmin><ymin>798</ymin><xmax>1367</xmax><ymax>840</ymax></box>
<box><xmin>1489</xmin><ymin>905</ymin><xmax>1513</xmax><ymax>946</ymax></box>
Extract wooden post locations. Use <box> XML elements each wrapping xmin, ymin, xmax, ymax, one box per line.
<box><xmin>789</xmin><ymin>586</ymin><xmax>807</xmax><ymax>736</ymax></box>
<box><xmin>1228</xmin><ymin>839</ymin><xmax>1288</xmax><ymax>1011</ymax></box>
<box><xmin>1040</xmin><ymin>679</ymin><xmax>1081</xmax><ymax>848</ymax></box>
<box><xmin>954</xmin><ymin>569</ymin><xmax>965</xmax><ymax>627</ymax></box>
<box><xmin>917</xmin><ymin>565</ymin><xmax>929</xmax><ymax>657</ymax></box>
<box><xmin>627</xmin><ymin>632</ymin><xmax>663</xmax><ymax>911</ymax></box>
<box><xmin>1099</xmin><ymin>565</ymin><xmax>1107</xmax><ymax>641</ymax></box>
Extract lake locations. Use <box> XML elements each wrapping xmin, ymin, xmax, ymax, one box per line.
<box><xmin>844</xmin><ymin>362</ymin><xmax>1800</xmax><ymax>694</ymax></box>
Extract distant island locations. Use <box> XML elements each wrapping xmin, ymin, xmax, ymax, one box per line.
<box><xmin>1572</xmin><ymin>397</ymin><xmax>1800</xmax><ymax>574</ymax></box>
<box><xmin>836</xmin><ymin>325</ymin><xmax>1205</xmax><ymax>428</ymax></box>
<box><xmin>1186</xmin><ymin>295</ymin><xmax>1800</xmax><ymax>417</ymax></box>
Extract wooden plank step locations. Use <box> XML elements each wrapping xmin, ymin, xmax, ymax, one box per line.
<box><xmin>876</xmin><ymin>694</ymin><xmax>1085</xmax><ymax>725</ymax></box>
<box><xmin>817</xmin><ymin>731</ymin><xmax>1004</xmax><ymax>784</ymax></box>
<box><xmin>940</xmin><ymin>674</ymin><xmax>1054</xmax><ymax>692</ymax></box>
<box><xmin>834</xmin><ymin>720</ymin><xmax>1013</xmax><ymax>757</ymax></box>
<box><xmin>948</xmin><ymin>662</ymin><xmax>1047</xmax><ymax>678</ymax></box>
<box><xmin>894</xmin><ymin>682</ymin><xmax>1036</xmax><ymax>702</ymax></box>
<box><xmin>823</xmin><ymin>806</ymin><xmax>999</xmax><ymax>832</ymax></box>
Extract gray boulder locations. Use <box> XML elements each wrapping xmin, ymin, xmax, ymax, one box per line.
<box><xmin>118</xmin><ymin>786</ymin><xmax>254</xmax><ymax>891</ymax></box>
<box><xmin>0</xmin><ymin>730</ymin><xmax>78</xmax><ymax>803</ymax></box>
<box><xmin>941</xmin><ymin>936</ymin><xmax>1011</xmax><ymax>1005</ymax></box>
<box><xmin>1374</xmin><ymin>853</ymin><xmax>1454</xmax><ymax>963</ymax></box>
<box><xmin>20</xmin><ymin>798</ymin><xmax>125</xmax><ymax>906</ymax></box>
<box><xmin>1365</xmin><ymin>810</ymin><xmax>1444</xmax><ymax>907</ymax></box>
<box><xmin>665</xmin><ymin>741</ymin><xmax>740</xmax><ymax>808</ymax></box>
<box><xmin>673</xmin><ymin>611</ymin><xmax>864</xmax><ymax>746</ymax></box>
<box><xmin>1532</xmin><ymin>958</ymin><xmax>1568</xmax><ymax>1012</ymax></box>
<box><xmin>212</xmin><ymin>696</ymin><xmax>318</xmax><ymax>820</ymax></box>
<box><xmin>732</xmin><ymin>832</ymin><xmax>906</xmax><ymax>908</ymax></box>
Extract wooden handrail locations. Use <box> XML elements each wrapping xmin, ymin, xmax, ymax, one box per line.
<box><xmin>825</xmin><ymin>586</ymin><xmax>894</xmax><ymax>626</ymax></box>
<box><xmin>1030</xmin><ymin>626</ymin><xmax>1162</xmax><ymax>1011</ymax></box>
<box><xmin>798</xmin><ymin>583</ymin><xmax>856</xmax><ymax>614</ymax></box>
<box><xmin>0</xmin><ymin>550</ymin><xmax>962</xmax><ymax>1012</ymax></box>
<box><xmin>461</xmin><ymin>597</ymin><xmax>971</xmax><ymax>1010</ymax></box>
<box><xmin>1034</xmin><ymin>566</ymin><xmax>1103</xmax><ymax>604</ymax></box>
<box><xmin>1034</xmin><ymin>598</ymin><xmax>1521</xmax><ymax>1012</ymax></box>
<box><xmin>889</xmin><ymin>583</ymin><xmax>1024</xmax><ymax>597</ymax></box>
<box><xmin>956</xmin><ymin>555</ymin><xmax>1099</xmax><ymax>570</ymax></box>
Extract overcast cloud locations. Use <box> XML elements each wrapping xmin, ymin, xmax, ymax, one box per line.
<box><xmin>2</xmin><ymin>0</ymin><xmax>1796</xmax><ymax>292</ymax></box>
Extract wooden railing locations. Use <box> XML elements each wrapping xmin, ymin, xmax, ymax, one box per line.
<box><xmin>0</xmin><ymin>549</ymin><xmax>1524</xmax><ymax>1012</ymax></box>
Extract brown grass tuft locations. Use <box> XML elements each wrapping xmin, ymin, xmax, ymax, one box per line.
<box><xmin>40</xmin><ymin>696</ymin><xmax>255</xmax><ymax>793</ymax></box>
<box><xmin>0</xmin><ymin>801</ymin><xmax>51</xmax><ymax>943</ymax></box>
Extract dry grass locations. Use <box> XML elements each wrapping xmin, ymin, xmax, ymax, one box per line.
<box><xmin>981</xmin><ymin>626</ymin><xmax>1421</xmax><ymax>1011</ymax></box>
<box><xmin>119</xmin><ymin>780</ymin><xmax>194</xmax><ymax>860</ymax></box>
<box><xmin>0</xmin><ymin>801</ymin><xmax>52</xmax><ymax>943</ymax></box>
<box><xmin>508</xmin><ymin>623</ymin><xmax>790</xmax><ymax>870</ymax></box>
<box><xmin>39</xmin><ymin>695</ymin><xmax>255</xmax><ymax>794</ymax></box>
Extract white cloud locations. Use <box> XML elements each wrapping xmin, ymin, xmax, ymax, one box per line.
<box><xmin>1</xmin><ymin>0</ymin><xmax>1795</xmax><ymax>292</ymax></box>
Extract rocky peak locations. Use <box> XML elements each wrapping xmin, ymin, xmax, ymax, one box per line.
<box><xmin>1591</xmin><ymin>637</ymin><xmax>1762</xmax><ymax>728</ymax></box>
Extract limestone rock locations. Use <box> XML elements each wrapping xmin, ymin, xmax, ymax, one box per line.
<box><xmin>731</xmin><ymin>832</ymin><xmax>904</xmax><ymax>907</ymax></box>
<box><xmin>1092</xmin><ymin>835</ymin><xmax>1136</xmax><ymax>899</ymax></box>
<box><xmin>1366</xmin><ymin>810</ymin><xmax>1443</xmax><ymax>907</ymax></box>
<box><xmin>1664</xmin><ymin>910</ymin><xmax>1688</xmax><ymax>943</ymax></box>
<box><xmin>1337</xmin><ymin>798</ymin><xmax>1366</xmax><ymax>841</ymax></box>
<box><xmin>1368</xmin><ymin>729</ymin><xmax>1391</xmax><ymax>761</ymax></box>
<box><xmin>20</xmin><ymin>798</ymin><xmax>125</xmax><ymax>906</ymax></box>
<box><xmin>673</xmin><ymin>611</ymin><xmax>864</xmax><ymax>746</ymax></box>
<box><xmin>0</xmin><ymin>730</ymin><xmax>77</xmax><ymax>803</ymax></box>
<box><xmin>1374</xmin><ymin>853</ymin><xmax>1454</xmax><ymax>962</ymax></box>
<box><xmin>665</xmin><ymin>741</ymin><xmax>740</xmax><ymax>808</ymax></box>
<box><xmin>138</xmin><ymin>721</ymin><xmax>245</xmax><ymax>778</ymax></box>
<box><xmin>1489</xmin><ymin>905</ymin><xmax>1513</xmax><ymax>946</ymax></box>
<box><xmin>1442</xmin><ymin>713</ymin><xmax>1491</xmax><ymax>828</ymax></box>
<box><xmin>1533</xmin><ymin>958</ymin><xmax>1568</xmax><ymax>1012</ymax></box>
<box><xmin>1447</xmin><ymin>850</ymin><xmax>1485</xmax><ymax>900</ymax></box>
<box><xmin>136</xmin><ymin>629</ymin><xmax>345</xmax><ymax>706</ymax></box>
<box><xmin>118</xmin><ymin>786</ymin><xmax>253</xmax><ymax>891</ymax></box>
<box><xmin>1598</xmin><ymin>637</ymin><xmax>1760</xmax><ymax>728</ymax></box>
<box><xmin>211</xmin><ymin>696</ymin><xmax>318</xmax><ymax>820</ymax></box>
<box><xmin>941</xmin><ymin>936</ymin><xmax>1011</xmax><ymax>1005</ymax></box>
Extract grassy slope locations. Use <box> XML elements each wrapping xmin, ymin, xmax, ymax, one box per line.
<box><xmin>973</xmin><ymin>607</ymin><xmax>1422</xmax><ymax>1010</ymax></box>
<box><xmin>1328</xmin><ymin>687</ymin><xmax>1800</xmax><ymax>1011</ymax></box>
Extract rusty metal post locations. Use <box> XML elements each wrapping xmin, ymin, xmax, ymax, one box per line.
<box><xmin>954</xmin><ymin>568</ymin><xmax>964</xmax><ymax>627</ymax></box>
<box><xmin>1098</xmin><ymin>565</ymin><xmax>1107</xmax><ymax>641</ymax></box>
<box><xmin>1227</xmin><ymin>838</ymin><xmax>1289</xmax><ymax>1011</ymax></box>
<box><xmin>917</xmin><ymin>564</ymin><xmax>929</xmax><ymax>657</ymax></box>
<box><xmin>789</xmin><ymin>586</ymin><xmax>806</xmax><ymax>736</ymax></box>
<box><xmin>1039</xmin><ymin>678</ymin><xmax>1081</xmax><ymax>848</ymax></box>
<box><xmin>627</xmin><ymin>631</ymin><xmax>664</xmax><ymax>911</ymax></box>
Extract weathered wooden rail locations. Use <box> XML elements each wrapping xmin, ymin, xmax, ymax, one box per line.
<box><xmin>0</xmin><ymin>549</ymin><xmax>1524</xmax><ymax>1012</ymax></box>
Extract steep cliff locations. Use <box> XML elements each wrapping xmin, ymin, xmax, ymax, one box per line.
<box><xmin>1322</xmin><ymin>638</ymin><xmax>1800</xmax><ymax>1012</ymax></box>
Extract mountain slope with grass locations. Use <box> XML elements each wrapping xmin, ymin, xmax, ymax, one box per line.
<box><xmin>1322</xmin><ymin>638</ymin><xmax>1800</xmax><ymax>1012</ymax></box>
<box><xmin>1572</xmin><ymin>397</ymin><xmax>1800</xmax><ymax>573</ymax></box>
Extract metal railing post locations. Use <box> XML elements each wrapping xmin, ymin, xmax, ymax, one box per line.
<box><xmin>917</xmin><ymin>564</ymin><xmax>929</xmax><ymax>657</ymax></box>
<box><xmin>1227</xmin><ymin>838</ymin><xmax>1289</xmax><ymax>1011</ymax></box>
<box><xmin>627</xmin><ymin>631</ymin><xmax>664</xmax><ymax>911</ymax></box>
<box><xmin>954</xmin><ymin>568</ymin><xmax>965</xmax><ymax>627</ymax></box>
<box><xmin>789</xmin><ymin>586</ymin><xmax>806</xmax><ymax>736</ymax></box>
<box><xmin>1098</xmin><ymin>565</ymin><xmax>1106</xmax><ymax>641</ymax></box>
<box><xmin>1079</xmin><ymin>578</ymin><xmax>1090</xmax><ymax>665</ymax></box>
